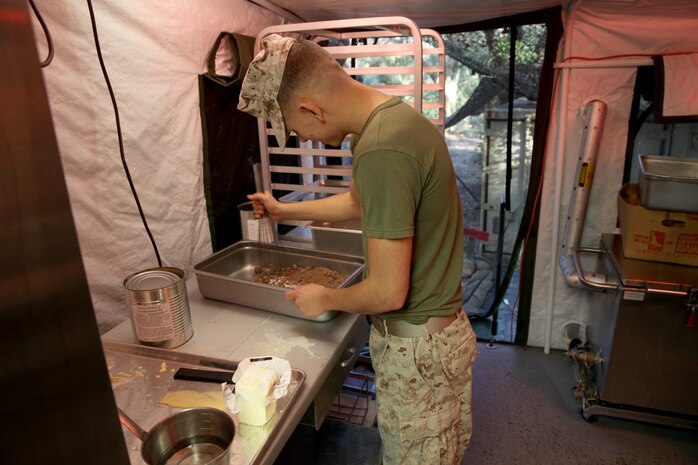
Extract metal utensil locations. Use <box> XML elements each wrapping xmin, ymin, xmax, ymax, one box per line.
<box><xmin>173</xmin><ymin>367</ymin><xmax>235</xmax><ymax>383</ymax></box>
<box><xmin>252</xmin><ymin>163</ymin><xmax>275</xmax><ymax>244</ymax></box>
<box><xmin>117</xmin><ymin>407</ymin><xmax>235</xmax><ymax>465</ymax></box>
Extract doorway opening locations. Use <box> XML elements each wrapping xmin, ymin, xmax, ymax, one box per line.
<box><xmin>438</xmin><ymin>8</ymin><xmax>562</xmax><ymax>344</ymax></box>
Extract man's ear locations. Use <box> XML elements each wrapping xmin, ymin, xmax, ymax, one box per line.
<box><xmin>298</xmin><ymin>101</ymin><xmax>325</xmax><ymax>123</ymax></box>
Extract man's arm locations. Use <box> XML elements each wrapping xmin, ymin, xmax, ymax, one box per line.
<box><xmin>247</xmin><ymin>181</ymin><xmax>360</xmax><ymax>223</ymax></box>
<box><xmin>285</xmin><ymin>236</ymin><xmax>412</xmax><ymax>317</ymax></box>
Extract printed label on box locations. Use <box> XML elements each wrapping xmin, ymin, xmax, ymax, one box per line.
<box><xmin>648</xmin><ymin>230</ymin><xmax>666</xmax><ymax>252</ymax></box>
<box><xmin>676</xmin><ymin>234</ymin><xmax>698</xmax><ymax>256</ymax></box>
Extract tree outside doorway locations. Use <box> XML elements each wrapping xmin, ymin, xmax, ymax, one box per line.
<box><xmin>443</xmin><ymin>25</ymin><xmax>546</xmax><ymax>343</ymax></box>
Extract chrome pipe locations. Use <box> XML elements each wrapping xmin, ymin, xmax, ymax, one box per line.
<box><xmin>558</xmin><ymin>99</ymin><xmax>614</xmax><ymax>291</ymax></box>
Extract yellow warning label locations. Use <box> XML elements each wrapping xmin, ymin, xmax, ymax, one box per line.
<box><xmin>578</xmin><ymin>162</ymin><xmax>595</xmax><ymax>188</ymax></box>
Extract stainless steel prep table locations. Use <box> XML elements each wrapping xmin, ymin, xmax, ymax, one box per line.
<box><xmin>103</xmin><ymin>275</ymin><xmax>370</xmax><ymax>465</ymax></box>
<box><xmin>104</xmin><ymin>340</ymin><xmax>305</xmax><ymax>465</ymax></box>
<box><xmin>581</xmin><ymin>234</ymin><xmax>698</xmax><ymax>427</ymax></box>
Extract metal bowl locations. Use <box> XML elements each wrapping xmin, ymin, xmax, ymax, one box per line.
<box><xmin>119</xmin><ymin>407</ymin><xmax>235</xmax><ymax>465</ymax></box>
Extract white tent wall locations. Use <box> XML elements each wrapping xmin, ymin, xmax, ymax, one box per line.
<box><xmin>28</xmin><ymin>0</ymin><xmax>698</xmax><ymax>341</ymax></box>
<box><xmin>255</xmin><ymin>0</ymin><xmax>562</xmax><ymax>28</ymax></box>
<box><xmin>30</xmin><ymin>1</ymin><xmax>284</xmax><ymax>333</ymax></box>
<box><xmin>528</xmin><ymin>0</ymin><xmax>698</xmax><ymax>350</ymax></box>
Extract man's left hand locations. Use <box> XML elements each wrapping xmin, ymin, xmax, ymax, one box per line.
<box><xmin>285</xmin><ymin>284</ymin><xmax>328</xmax><ymax>317</ymax></box>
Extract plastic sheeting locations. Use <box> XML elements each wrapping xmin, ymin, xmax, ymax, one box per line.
<box><xmin>30</xmin><ymin>0</ymin><xmax>698</xmax><ymax>344</ymax></box>
<box><xmin>31</xmin><ymin>1</ymin><xmax>283</xmax><ymax>333</ymax></box>
<box><xmin>251</xmin><ymin>0</ymin><xmax>562</xmax><ymax>27</ymax></box>
<box><xmin>528</xmin><ymin>0</ymin><xmax>698</xmax><ymax>350</ymax></box>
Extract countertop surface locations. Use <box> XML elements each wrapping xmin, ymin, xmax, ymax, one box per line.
<box><xmin>103</xmin><ymin>274</ymin><xmax>369</xmax><ymax>465</ymax></box>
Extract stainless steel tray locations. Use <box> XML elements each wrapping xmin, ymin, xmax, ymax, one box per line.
<box><xmin>308</xmin><ymin>218</ymin><xmax>363</xmax><ymax>257</ymax></box>
<box><xmin>638</xmin><ymin>155</ymin><xmax>698</xmax><ymax>213</ymax></box>
<box><xmin>103</xmin><ymin>340</ymin><xmax>305</xmax><ymax>465</ymax></box>
<box><xmin>193</xmin><ymin>241</ymin><xmax>364</xmax><ymax>322</ymax></box>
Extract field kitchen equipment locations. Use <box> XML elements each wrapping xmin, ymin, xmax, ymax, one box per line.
<box><xmin>118</xmin><ymin>407</ymin><xmax>235</xmax><ymax>465</ymax></box>
<box><xmin>252</xmin><ymin>162</ymin><xmax>276</xmax><ymax>244</ymax></box>
<box><xmin>558</xmin><ymin>100</ymin><xmax>698</xmax><ymax>428</ymax></box>
<box><xmin>638</xmin><ymin>155</ymin><xmax>698</xmax><ymax>213</ymax></box>
<box><xmin>105</xmin><ymin>340</ymin><xmax>306</xmax><ymax>465</ymax></box>
<box><xmin>308</xmin><ymin>218</ymin><xmax>363</xmax><ymax>257</ymax></box>
<box><xmin>249</xmin><ymin>18</ymin><xmax>445</xmax><ymax>253</ymax></box>
<box><xmin>574</xmin><ymin>234</ymin><xmax>698</xmax><ymax>428</ymax></box>
<box><xmin>238</xmin><ymin>201</ymin><xmax>257</xmax><ymax>240</ymax></box>
<box><xmin>193</xmin><ymin>241</ymin><xmax>364</xmax><ymax>322</ymax></box>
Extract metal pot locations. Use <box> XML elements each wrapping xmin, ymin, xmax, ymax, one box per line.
<box><xmin>118</xmin><ymin>407</ymin><xmax>235</xmax><ymax>465</ymax></box>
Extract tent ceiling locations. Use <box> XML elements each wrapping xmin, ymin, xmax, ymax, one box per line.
<box><xmin>251</xmin><ymin>0</ymin><xmax>563</xmax><ymax>28</ymax></box>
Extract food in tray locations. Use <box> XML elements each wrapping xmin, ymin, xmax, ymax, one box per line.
<box><xmin>252</xmin><ymin>263</ymin><xmax>348</xmax><ymax>288</ymax></box>
<box><xmin>160</xmin><ymin>389</ymin><xmax>227</xmax><ymax>411</ymax></box>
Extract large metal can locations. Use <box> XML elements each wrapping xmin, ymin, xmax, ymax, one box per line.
<box><xmin>123</xmin><ymin>267</ymin><xmax>193</xmax><ymax>349</ymax></box>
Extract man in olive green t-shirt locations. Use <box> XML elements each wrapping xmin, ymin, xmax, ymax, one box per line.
<box><xmin>353</xmin><ymin>95</ymin><xmax>463</xmax><ymax>324</ymax></box>
<box><xmin>240</xmin><ymin>34</ymin><xmax>478</xmax><ymax>465</ymax></box>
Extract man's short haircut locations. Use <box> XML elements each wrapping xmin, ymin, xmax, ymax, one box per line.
<box><xmin>277</xmin><ymin>40</ymin><xmax>332</xmax><ymax>113</ymax></box>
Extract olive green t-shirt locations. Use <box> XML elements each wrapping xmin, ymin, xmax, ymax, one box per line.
<box><xmin>352</xmin><ymin>97</ymin><xmax>463</xmax><ymax>323</ymax></box>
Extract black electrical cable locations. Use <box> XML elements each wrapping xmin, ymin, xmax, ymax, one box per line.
<box><xmin>28</xmin><ymin>0</ymin><xmax>54</xmax><ymax>67</ymax></box>
<box><xmin>86</xmin><ymin>0</ymin><xmax>162</xmax><ymax>267</ymax></box>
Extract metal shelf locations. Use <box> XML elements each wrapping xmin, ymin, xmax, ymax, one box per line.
<box><xmin>251</xmin><ymin>18</ymin><xmax>446</xmax><ymax>223</ymax></box>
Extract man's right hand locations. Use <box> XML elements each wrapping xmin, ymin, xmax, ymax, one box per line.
<box><xmin>247</xmin><ymin>191</ymin><xmax>283</xmax><ymax>220</ymax></box>
<box><xmin>247</xmin><ymin>187</ymin><xmax>360</xmax><ymax>224</ymax></box>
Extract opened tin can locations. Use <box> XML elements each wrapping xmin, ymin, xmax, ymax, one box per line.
<box><xmin>123</xmin><ymin>267</ymin><xmax>193</xmax><ymax>349</ymax></box>
<box><xmin>238</xmin><ymin>201</ymin><xmax>256</xmax><ymax>240</ymax></box>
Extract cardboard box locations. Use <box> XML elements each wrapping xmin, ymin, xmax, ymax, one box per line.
<box><xmin>617</xmin><ymin>184</ymin><xmax>698</xmax><ymax>267</ymax></box>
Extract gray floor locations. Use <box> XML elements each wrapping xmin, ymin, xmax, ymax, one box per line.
<box><xmin>275</xmin><ymin>342</ymin><xmax>698</xmax><ymax>465</ymax></box>
<box><xmin>467</xmin><ymin>343</ymin><xmax>698</xmax><ymax>465</ymax></box>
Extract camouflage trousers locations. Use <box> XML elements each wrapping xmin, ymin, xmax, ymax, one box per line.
<box><xmin>369</xmin><ymin>311</ymin><xmax>478</xmax><ymax>465</ymax></box>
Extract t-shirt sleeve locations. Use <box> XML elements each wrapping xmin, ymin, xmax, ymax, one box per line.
<box><xmin>354</xmin><ymin>149</ymin><xmax>421</xmax><ymax>239</ymax></box>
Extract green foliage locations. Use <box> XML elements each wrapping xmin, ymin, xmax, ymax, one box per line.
<box><xmin>334</xmin><ymin>26</ymin><xmax>546</xmax><ymax>132</ymax></box>
<box><xmin>443</xmin><ymin>25</ymin><xmax>546</xmax><ymax>131</ymax></box>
